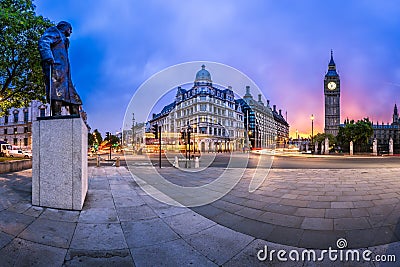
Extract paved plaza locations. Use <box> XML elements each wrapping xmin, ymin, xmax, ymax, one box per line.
<box><xmin>0</xmin><ymin>161</ymin><xmax>399</xmax><ymax>266</ymax></box>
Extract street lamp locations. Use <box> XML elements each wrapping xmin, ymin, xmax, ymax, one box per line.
<box><xmin>310</xmin><ymin>114</ymin><xmax>314</xmax><ymax>152</ymax></box>
<box><xmin>187</xmin><ymin>123</ymin><xmax>192</xmax><ymax>160</ymax></box>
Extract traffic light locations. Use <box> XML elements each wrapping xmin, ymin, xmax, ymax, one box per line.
<box><xmin>105</xmin><ymin>132</ymin><xmax>110</xmax><ymax>140</ymax></box>
<box><xmin>152</xmin><ymin>124</ymin><xmax>159</xmax><ymax>139</ymax></box>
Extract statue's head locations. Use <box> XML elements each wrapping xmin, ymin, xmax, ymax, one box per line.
<box><xmin>56</xmin><ymin>21</ymin><xmax>72</xmax><ymax>37</ymax></box>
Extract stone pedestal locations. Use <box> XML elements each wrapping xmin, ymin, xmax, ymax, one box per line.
<box><xmin>32</xmin><ymin>116</ymin><xmax>88</xmax><ymax>210</ymax></box>
<box><xmin>389</xmin><ymin>137</ymin><xmax>394</xmax><ymax>156</ymax></box>
<box><xmin>324</xmin><ymin>138</ymin><xmax>329</xmax><ymax>155</ymax></box>
<box><xmin>373</xmin><ymin>138</ymin><xmax>378</xmax><ymax>156</ymax></box>
<box><xmin>350</xmin><ymin>141</ymin><xmax>353</xmax><ymax>156</ymax></box>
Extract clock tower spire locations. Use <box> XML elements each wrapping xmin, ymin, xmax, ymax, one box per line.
<box><xmin>324</xmin><ymin>50</ymin><xmax>341</xmax><ymax>136</ymax></box>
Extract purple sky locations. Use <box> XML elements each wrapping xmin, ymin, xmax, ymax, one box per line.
<box><xmin>35</xmin><ymin>0</ymin><xmax>400</xmax><ymax>137</ymax></box>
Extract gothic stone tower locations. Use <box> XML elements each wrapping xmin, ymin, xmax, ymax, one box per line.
<box><xmin>324</xmin><ymin>51</ymin><xmax>341</xmax><ymax>136</ymax></box>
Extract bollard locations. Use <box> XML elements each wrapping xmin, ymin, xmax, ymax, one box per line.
<box><xmin>115</xmin><ymin>157</ymin><xmax>120</xmax><ymax>167</ymax></box>
<box><xmin>174</xmin><ymin>156</ymin><xmax>179</xmax><ymax>168</ymax></box>
<box><xmin>96</xmin><ymin>155</ymin><xmax>100</xmax><ymax>167</ymax></box>
<box><xmin>195</xmin><ymin>157</ymin><xmax>199</xmax><ymax>168</ymax></box>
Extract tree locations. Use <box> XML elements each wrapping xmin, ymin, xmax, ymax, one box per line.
<box><xmin>0</xmin><ymin>0</ymin><xmax>53</xmax><ymax>115</ymax></box>
<box><xmin>337</xmin><ymin>118</ymin><xmax>373</xmax><ymax>153</ymax></box>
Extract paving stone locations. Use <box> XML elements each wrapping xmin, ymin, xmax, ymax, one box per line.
<box><xmin>331</xmin><ymin>202</ymin><xmax>355</xmax><ymax>209</ymax></box>
<box><xmin>116</xmin><ymin>205</ymin><xmax>158</xmax><ymax>221</ymax></box>
<box><xmin>264</xmin><ymin>203</ymin><xmax>299</xmax><ymax>215</ymax></box>
<box><xmin>163</xmin><ymin>210</ymin><xmax>216</xmax><ymax>236</ymax></box>
<box><xmin>18</xmin><ymin>218</ymin><xmax>75</xmax><ymax>248</ymax></box>
<box><xmin>325</xmin><ymin>208</ymin><xmax>352</xmax><ymax>219</ymax></box>
<box><xmin>150</xmin><ymin>204</ymin><xmax>188</xmax><ymax>218</ymax></box>
<box><xmin>78</xmin><ymin>207</ymin><xmax>118</xmax><ymax>223</ymax></box>
<box><xmin>122</xmin><ymin>218</ymin><xmax>179</xmax><ymax>248</ymax></box>
<box><xmin>208</xmin><ymin>211</ymin><xmax>247</xmax><ymax>229</ymax></box>
<box><xmin>64</xmin><ymin>249</ymin><xmax>134</xmax><ymax>267</ymax></box>
<box><xmin>0</xmin><ymin>238</ymin><xmax>66</xmax><ymax>267</ymax></box>
<box><xmin>0</xmin><ymin>231</ymin><xmax>13</xmax><ymax>249</ymax></box>
<box><xmin>211</xmin><ymin>200</ymin><xmax>244</xmax><ymax>213</ymax></box>
<box><xmin>113</xmin><ymin>195</ymin><xmax>146</xmax><ymax>207</ymax></box>
<box><xmin>185</xmin><ymin>224</ymin><xmax>254</xmax><ymax>265</ymax></box>
<box><xmin>267</xmin><ymin>226</ymin><xmax>304</xmax><ymax>247</ymax></box>
<box><xmin>295</xmin><ymin>208</ymin><xmax>325</xmax><ymax>218</ymax></box>
<box><xmin>0</xmin><ymin>210</ymin><xmax>35</xmax><ymax>236</ymax></box>
<box><xmin>279</xmin><ymin>198</ymin><xmax>309</xmax><ymax>208</ymax></box>
<box><xmin>23</xmin><ymin>206</ymin><xmax>44</xmax><ymax>217</ymax></box>
<box><xmin>232</xmin><ymin>218</ymin><xmax>275</xmax><ymax>240</ymax></box>
<box><xmin>234</xmin><ymin>206</ymin><xmax>264</xmax><ymax>220</ymax></box>
<box><xmin>334</xmin><ymin>218</ymin><xmax>371</xmax><ymax>230</ymax></box>
<box><xmin>39</xmin><ymin>208</ymin><xmax>80</xmax><ymax>222</ymax></box>
<box><xmin>307</xmin><ymin>201</ymin><xmax>331</xmax><ymax>209</ymax></box>
<box><xmin>6</xmin><ymin>202</ymin><xmax>32</xmax><ymax>213</ymax></box>
<box><xmin>131</xmin><ymin>238</ymin><xmax>216</xmax><ymax>266</ymax></box>
<box><xmin>70</xmin><ymin>223</ymin><xmax>127</xmax><ymax>250</ymax></box>
<box><xmin>191</xmin><ymin>205</ymin><xmax>225</xmax><ymax>218</ymax></box>
<box><xmin>258</xmin><ymin>211</ymin><xmax>303</xmax><ymax>228</ymax></box>
<box><xmin>301</xmin><ymin>217</ymin><xmax>333</xmax><ymax>231</ymax></box>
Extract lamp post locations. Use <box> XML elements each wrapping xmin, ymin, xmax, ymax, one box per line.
<box><xmin>187</xmin><ymin>123</ymin><xmax>192</xmax><ymax>161</ymax></box>
<box><xmin>310</xmin><ymin>114</ymin><xmax>314</xmax><ymax>152</ymax></box>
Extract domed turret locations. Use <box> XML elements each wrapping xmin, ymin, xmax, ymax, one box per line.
<box><xmin>195</xmin><ymin>65</ymin><xmax>212</xmax><ymax>83</ymax></box>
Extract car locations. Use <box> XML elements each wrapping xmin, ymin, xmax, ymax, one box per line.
<box><xmin>9</xmin><ymin>150</ymin><xmax>32</xmax><ymax>158</ymax></box>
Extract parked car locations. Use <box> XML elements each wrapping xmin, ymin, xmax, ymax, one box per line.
<box><xmin>9</xmin><ymin>150</ymin><xmax>32</xmax><ymax>158</ymax></box>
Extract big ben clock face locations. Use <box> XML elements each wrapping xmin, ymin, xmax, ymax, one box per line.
<box><xmin>327</xmin><ymin>81</ymin><xmax>337</xmax><ymax>90</ymax></box>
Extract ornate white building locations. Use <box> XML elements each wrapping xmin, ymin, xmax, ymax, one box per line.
<box><xmin>149</xmin><ymin>65</ymin><xmax>245</xmax><ymax>152</ymax></box>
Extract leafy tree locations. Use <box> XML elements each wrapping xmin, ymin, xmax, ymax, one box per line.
<box><xmin>0</xmin><ymin>0</ymin><xmax>53</xmax><ymax>115</ymax></box>
<box><xmin>313</xmin><ymin>132</ymin><xmax>335</xmax><ymax>144</ymax></box>
<box><xmin>337</xmin><ymin>118</ymin><xmax>373</xmax><ymax>153</ymax></box>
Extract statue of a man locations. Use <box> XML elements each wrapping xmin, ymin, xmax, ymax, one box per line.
<box><xmin>38</xmin><ymin>21</ymin><xmax>82</xmax><ymax>116</ymax></box>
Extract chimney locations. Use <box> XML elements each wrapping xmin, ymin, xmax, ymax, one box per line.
<box><xmin>246</xmin><ymin>86</ymin><xmax>250</xmax><ymax>95</ymax></box>
<box><xmin>267</xmin><ymin>100</ymin><xmax>270</xmax><ymax>106</ymax></box>
<box><xmin>273</xmin><ymin>105</ymin><xmax>276</xmax><ymax>112</ymax></box>
<box><xmin>228</xmin><ymin>86</ymin><xmax>232</xmax><ymax>90</ymax></box>
<box><xmin>258</xmin><ymin>94</ymin><xmax>262</xmax><ymax>102</ymax></box>
<box><xmin>279</xmin><ymin>109</ymin><xmax>282</xmax><ymax>116</ymax></box>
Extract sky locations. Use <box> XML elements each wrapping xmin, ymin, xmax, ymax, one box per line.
<box><xmin>34</xmin><ymin>0</ymin><xmax>400</xmax><ymax>137</ymax></box>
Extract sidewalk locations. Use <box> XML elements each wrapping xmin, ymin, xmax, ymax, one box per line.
<box><xmin>0</xmin><ymin>167</ymin><xmax>399</xmax><ymax>266</ymax></box>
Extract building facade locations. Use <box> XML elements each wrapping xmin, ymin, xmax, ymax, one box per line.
<box><xmin>271</xmin><ymin>104</ymin><xmax>290</xmax><ymax>148</ymax></box>
<box><xmin>149</xmin><ymin>65</ymin><xmax>245</xmax><ymax>152</ymax></box>
<box><xmin>0</xmin><ymin>100</ymin><xmax>50</xmax><ymax>150</ymax></box>
<box><xmin>237</xmin><ymin>86</ymin><xmax>277</xmax><ymax>149</ymax></box>
<box><xmin>371</xmin><ymin>104</ymin><xmax>400</xmax><ymax>153</ymax></box>
<box><xmin>324</xmin><ymin>51</ymin><xmax>341</xmax><ymax>136</ymax></box>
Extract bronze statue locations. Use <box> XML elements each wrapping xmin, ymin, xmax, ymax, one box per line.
<box><xmin>38</xmin><ymin>21</ymin><xmax>82</xmax><ymax>116</ymax></box>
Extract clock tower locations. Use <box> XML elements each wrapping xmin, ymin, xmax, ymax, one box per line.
<box><xmin>324</xmin><ymin>50</ymin><xmax>341</xmax><ymax>136</ymax></box>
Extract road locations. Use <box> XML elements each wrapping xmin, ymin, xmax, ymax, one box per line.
<box><xmin>98</xmin><ymin>152</ymin><xmax>400</xmax><ymax>169</ymax></box>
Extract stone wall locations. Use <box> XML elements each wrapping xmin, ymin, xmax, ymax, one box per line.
<box><xmin>0</xmin><ymin>159</ymin><xmax>32</xmax><ymax>173</ymax></box>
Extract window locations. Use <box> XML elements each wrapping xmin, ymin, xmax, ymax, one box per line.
<box><xmin>200</xmin><ymin>104</ymin><xmax>207</xmax><ymax>111</ymax></box>
<box><xmin>13</xmin><ymin>112</ymin><xmax>18</xmax><ymax>123</ymax></box>
<box><xmin>4</xmin><ymin>129</ymin><xmax>7</xmax><ymax>135</ymax></box>
<box><xmin>4</xmin><ymin>115</ymin><xmax>8</xmax><ymax>124</ymax></box>
<box><xmin>24</xmin><ymin>111</ymin><xmax>29</xmax><ymax>122</ymax></box>
<box><xmin>13</xmin><ymin>138</ymin><xmax>17</xmax><ymax>146</ymax></box>
<box><xmin>40</xmin><ymin>108</ymin><xmax>46</xmax><ymax>117</ymax></box>
<box><xmin>14</xmin><ymin>128</ymin><xmax>17</xmax><ymax>134</ymax></box>
<box><xmin>24</xmin><ymin>127</ymin><xmax>29</xmax><ymax>133</ymax></box>
<box><xmin>24</xmin><ymin>138</ymin><xmax>28</xmax><ymax>147</ymax></box>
